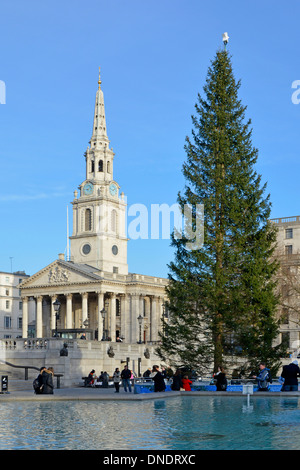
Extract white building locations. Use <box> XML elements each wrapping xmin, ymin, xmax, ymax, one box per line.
<box><xmin>0</xmin><ymin>271</ymin><xmax>34</xmax><ymax>339</ymax></box>
<box><xmin>20</xmin><ymin>70</ymin><xmax>168</xmax><ymax>343</ymax></box>
<box><xmin>271</xmin><ymin>215</ymin><xmax>300</xmax><ymax>353</ymax></box>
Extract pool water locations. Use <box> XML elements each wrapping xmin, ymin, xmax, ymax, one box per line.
<box><xmin>1</xmin><ymin>396</ymin><xmax>300</xmax><ymax>450</ymax></box>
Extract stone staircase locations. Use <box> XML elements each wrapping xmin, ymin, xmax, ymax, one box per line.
<box><xmin>0</xmin><ymin>363</ymin><xmax>37</xmax><ymax>392</ymax></box>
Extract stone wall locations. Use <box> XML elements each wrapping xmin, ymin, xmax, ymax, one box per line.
<box><xmin>0</xmin><ymin>338</ymin><xmax>162</xmax><ymax>387</ymax></box>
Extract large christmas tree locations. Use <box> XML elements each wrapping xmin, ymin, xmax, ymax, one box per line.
<box><xmin>157</xmin><ymin>46</ymin><xmax>286</xmax><ymax>376</ymax></box>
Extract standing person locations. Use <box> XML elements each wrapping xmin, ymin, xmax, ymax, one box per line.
<box><xmin>182</xmin><ymin>375</ymin><xmax>193</xmax><ymax>391</ymax></box>
<box><xmin>281</xmin><ymin>360</ymin><xmax>300</xmax><ymax>392</ymax></box>
<box><xmin>102</xmin><ymin>371</ymin><xmax>109</xmax><ymax>388</ymax></box>
<box><xmin>41</xmin><ymin>367</ymin><xmax>54</xmax><ymax>394</ymax></box>
<box><xmin>214</xmin><ymin>366</ymin><xmax>227</xmax><ymax>391</ymax></box>
<box><xmin>151</xmin><ymin>365</ymin><xmax>166</xmax><ymax>392</ymax></box>
<box><xmin>113</xmin><ymin>368</ymin><xmax>121</xmax><ymax>393</ymax></box>
<box><xmin>171</xmin><ymin>369</ymin><xmax>182</xmax><ymax>391</ymax></box>
<box><xmin>121</xmin><ymin>365</ymin><xmax>132</xmax><ymax>392</ymax></box>
<box><xmin>253</xmin><ymin>362</ymin><xmax>271</xmax><ymax>391</ymax></box>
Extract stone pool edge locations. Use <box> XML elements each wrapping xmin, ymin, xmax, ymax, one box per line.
<box><xmin>1</xmin><ymin>388</ymin><xmax>300</xmax><ymax>402</ymax></box>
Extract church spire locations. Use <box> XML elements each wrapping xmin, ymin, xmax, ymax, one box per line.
<box><xmin>98</xmin><ymin>66</ymin><xmax>101</xmax><ymax>89</ymax></box>
<box><xmin>85</xmin><ymin>68</ymin><xmax>115</xmax><ymax>183</ymax></box>
<box><xmin>90</xmin><ymin>67</ymin><xmax>109</xmax><ymax>148</ymax></box>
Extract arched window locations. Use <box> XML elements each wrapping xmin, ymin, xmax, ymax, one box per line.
<box><xmin>98</xmin><ymin>160</ymin><xmax>103</xmax><ymax>172</ymax></box>
<box><xmin>91</xmin><ymin>161</ymin><xmax>94</xmax><ymax>173</ymax></box>
<box><xmin>107</xmin><ymin>161</ymin><xmax>110</xmax><ymax>173</ymax></box>
<box><xmin>85</xmin><ymin>209</ymin><xmax>92</xmax><ymax>231</ymax></box>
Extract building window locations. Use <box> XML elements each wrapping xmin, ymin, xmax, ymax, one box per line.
<box><xmin>98</xmin><ymin>160</ymin><xmax>103</xmax><ymax>172</ymax></box>
<box><xmin>91</xmin><ymin>161</ymin><xmax>95</xmax><ymax>173</ymax></box>
<box><xmin>281</xmin><ymin>331</ymin><xmax>290</xmax><ymax>350</ymax></box>
<box><xmin>19</xmin><ymin>301</ymin><xmax>23</xmax><ymax>310</ymax></box>
<box><xmin>116</xmin><ymin>299</ymin><xmax>120</xmax><ymax>316</ymax></box>
<box><xmin>113</xmin><ymin>267</ymin><xmax>118</xmax><ymax>274</ymax></box>
<box><xmin>85</xmin><ymin>209</ymin><xmax>92</xmax><ymax>231</ymax></box>
<box><xmin>4</xmin><ymin>316</ymin><xmax>11</xmax><ymax>329</ymax></box>
<box><xmin>5</xmin><ymin>289</ymin><xmax>9</xmax><ymax>296</ymax></box>
<box><xmin>281</xmin><ymin>307</ymin><xmax>289</xmax><ymax>325</ymax></box>
<box><xmin>285</xmin><ymin>245</ymin><xmax>293</xmax><ymax>255</ymax></box>
<box><xmin>107</xmin><ymin>161</ymin><xmax>110</xmax><ymax>173</ymax></box>
<box><xmin>285</xmin><ymin>228</ymin><xmax>293</xmax><ymax>239</ymax></box>
<box><xmin>5</xmin><ymin>300</ymin><xmax>10</xmax><ymax>310</ymax></box>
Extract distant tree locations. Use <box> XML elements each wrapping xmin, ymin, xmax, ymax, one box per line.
<box><xmin>156</xmin><ymin>47</ymin><xmax>286</xmax><ymax>376</ymax></box>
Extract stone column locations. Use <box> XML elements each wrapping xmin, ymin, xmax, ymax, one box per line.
<box><xmin>131</xmin><ymin>294</ymin><xmax>140</xmax><ymax>343</ymax></box>
<box><xmin>139</xmin><ymin>295</ymin><xmax>145</xmax><ymax>343</ymax></box>
<box><xmin>157</xmin><ymin>297</ymin><xmax>163</xmax><ymax>336</ymax></box>
<box><xmin>82</xmin><ymin>292</ymin><xmax>88</xmax><ymax>327</ymax></box>
<box><xmin>97</xmin><ymin>292</ymin><xmax>104</xmax><ymax>341</ymax></box>
<box><xmin>22</xmin><ymin>296</ymin><xmax>28</xmax><ymax>338</ymax></box>
<box><xmin>36</xmin><ymin>296</ymin><xmax>43</xmax><ymax>338</ymax></box>
<box><xmin>124</xmin><ymin>294</ymin><xmax>131</xmax><ymax>342</ymax></box>
<box><xmin>110</xmin><ymin>293</ymin><xmax>116</xmax><ymax>342</ymax></box>
<box><xmin>151</xmin><ymin>296</ymin><xmax>157</xmax><ymax>342</ymax></box>
<box><xmin>50</xmin><ymin>296</ymin><xmax>56</xmax><ymax>333</ymax></box>
<box><xmin>145</xmin><ymin>296</ymin><xmax>151</xmax><ymax>342</ymax></box>
<box><xmin>66</xmin><ymin>293</ymin><xmax>73</xmax><ymax>329</ymax></box>
<box><xmin>120</xmin><ymin>294</ymin><xmax>126</xmax><ymax>341</ymax></box>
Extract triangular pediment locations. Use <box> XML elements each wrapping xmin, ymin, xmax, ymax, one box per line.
<box><xmin>20</xmin><ymin>260</ymin><xmax>103</xmax><ymax>289</ymax></box>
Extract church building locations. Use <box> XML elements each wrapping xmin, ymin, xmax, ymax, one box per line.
<box><xmin>20</xmin><ymin>70</ymin><xmax>168</xmax><ymax>345</ymax></box>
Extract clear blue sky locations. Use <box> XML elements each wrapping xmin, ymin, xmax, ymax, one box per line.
<box><xmin>0</xmin><ymin>1</ymin><xmax>300</xmax><ymax>278</ymax></box>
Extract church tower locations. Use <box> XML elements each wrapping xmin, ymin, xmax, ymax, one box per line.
<box><xmin>70</xmin><ymin>69</ymin><xmax>128</xmax><ymax>274</ymax></box>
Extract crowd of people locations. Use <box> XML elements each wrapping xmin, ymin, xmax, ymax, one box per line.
<box><xmin>84</xmin><ymin>365</ymin><xmax>136</xmax><ymax>392</ymax></box>
<box><xmin>33</xmin><ymin>360</ymin><xmax>300</xmax><ymax>395</ymax></box>
<box><xmin>253</xmin><ymin>360</ymin><xmax>300</xmax><ymax>392</ymax></box>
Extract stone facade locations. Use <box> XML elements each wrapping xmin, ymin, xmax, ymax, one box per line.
<box><xmin>0</xmin><ymin>338</ymin><xmax>158</xmax><ymax>387</ymax></box>
<box><xmin>271</xmin><ymin>216</ymin><xmax>300</xmax><ymax>354</ymax></box>
<box><xmin>0</xmin><ymin>271</ymin><xmax>34</xmax><ymax>339</ymax></box>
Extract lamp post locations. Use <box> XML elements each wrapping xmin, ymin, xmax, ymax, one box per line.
<box><xmin>52</xmin><ymin>299</ymin><xmax>61</xmax><ymax>337</ymax></box>
<box><xmin>101</xmin><ymin>308</ymin><xmax>106</xmax><ymax>341</ymax></box>
<box><xmin>137</xmin><ymin>314</ymin><xmax>143</xmax><ymax>344</ymax></box>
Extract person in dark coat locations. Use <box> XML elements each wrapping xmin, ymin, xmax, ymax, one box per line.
<box><xmin>171</xmin><ymin>369</ymin><xmax>182</xmax><ymax>391</ymax></box>
<box><xmin>151</xmin><ymin>365</ymin><xmax>166</xmax><ymax>392</ymax></box>
<box><xmin>121</xmin><ymin>365</ymin><xmax>132</xmax><ymax>392</ymax></box>
<box><xmin>214</xmin><ymin>366</ymin><xmax>227</xmax><ymax>391</ymax></box>
<box><xmin>41</xmin><ymin>367</ymin><xmax>54</xmax><ymax>394</ymax></box>
<box><xmin>34</xmin><ymin>366</ymin><xmax>46</xmax><ymax>394</ymax></box>
<box><xmin>281</xmin><ymin>360</ymin><xmax>300</xmax><ymax>391</ymax></box>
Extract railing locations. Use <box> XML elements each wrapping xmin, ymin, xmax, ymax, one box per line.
<box><xmin>0</xmin><ymin>359</ymin><xmax>39</xmax><ymax>380</ymax></box>
<box><xmin>0</xmin><ymin>359</ymin><xmax>63</xmax><ymax>388</ymax></box>
<box><xmin>270</xmin><ymin>216</ymin><xmax>300</xmax><ymax>224</ymax></box>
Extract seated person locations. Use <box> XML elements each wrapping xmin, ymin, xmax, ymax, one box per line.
<box><xmin>86</xmin><ymin>369</ymin><xmax>97</xmax><ymax>386</ymax></box>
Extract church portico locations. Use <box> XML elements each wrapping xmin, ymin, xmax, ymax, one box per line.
<box><xmin>21</xmin><ymin>261</ymin><xmax>168</xmax><ymax>345</ymax></box>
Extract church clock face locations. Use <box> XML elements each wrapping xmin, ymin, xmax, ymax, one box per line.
<box><xmin>82</xmin><ymin>243</ymin><xmax>91</xmax><ymax>255</ymax></box>
<box><xmin>109</xmin><ymin>183</ymin><xmax>117</xmax><ymax>196</ymax></box>
<box><xmin>83</xmin><ymin>182</ymin><xmax>94</xmax><ymax>195</ymax></box>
